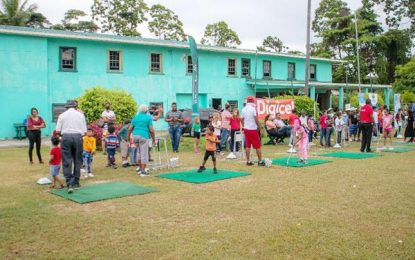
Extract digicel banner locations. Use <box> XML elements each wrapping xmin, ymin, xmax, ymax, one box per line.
<box><xmin>255</xmin><ymin>98</ymin><xmax>295</xmax><ymax>120</ymax></box>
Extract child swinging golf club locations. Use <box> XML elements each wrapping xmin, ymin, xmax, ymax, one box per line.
<box><xmin>197</xmin><ymin>125</ymin><xmax>220</xmax><ymax>174</ymax></box>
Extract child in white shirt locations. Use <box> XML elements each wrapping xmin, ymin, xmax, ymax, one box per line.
<box><xmin>334</xmin><ymin>111</ymin><xmax>344</xmax><ymax>148</ymax></box>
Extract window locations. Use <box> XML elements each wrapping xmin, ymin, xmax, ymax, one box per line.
<box><xmin>310</xmin><ymin>64</ymin><xmax>316</xmax><ymax>80</ymax></box>
<box><xmin>227</xmin><ymin>58</ymin><xmax>236</xmax><ymax>76</ymax></box>
<box><xmin>149</xmin><ymin>102</ymin><xmax>164</xmax><ymax>118</ymax></box>
<box><xmin>263</xmin><ymin>60</ymin><xmax>271</xmax><ymax>78</ymax></box>
<box><xmin>60</xmin><ymin>47</ymin><xmax>76</xmax><ymax>71</ymax></box>
<box><xmin>187</xmin><ymin>55</ymin><xmax>193</xmax><ymax>74</ymax></box>
<box><xmin>228</xmin><ymin>100</ymin><xmax>238</xmax><ymax>110</ymax></box>
<box><xmin>288</xmin><ymin>62</ymin><xmax>295</xmax><ymax>80</ymax></box>
<box><xmin>150</xmin><ymin>53</ymin><xmax>162</xmax><ymax>73</ymax></box>
<box><xmin>52</xmin><ymin>103</ymin><xmax>66</xmax><ymax>122</ymax></box>
<box><xmin>241</xmin><ymin>58</ymin><xmax>250</xmax><ymax>77</ymax></box>
<box><xmin>107</xmin><ymin>50</ymin><xmax>122</xmax><ymax>72</ymax></box>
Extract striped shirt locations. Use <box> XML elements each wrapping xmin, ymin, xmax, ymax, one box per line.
<box><xmin>105</xmin><ymin>134</ymin><xmax>119</xmax><ymax>149</ymax></box>
<box><xmin>166</xmin><ymin>110</ymin><xmax>183</xmax><ymax>127</ymax></box>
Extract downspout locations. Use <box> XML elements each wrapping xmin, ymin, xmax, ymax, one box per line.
<box><xmin>254</xmin><ymin>50</ymin><xmax>258</xmax><ymax>94</ymax></box>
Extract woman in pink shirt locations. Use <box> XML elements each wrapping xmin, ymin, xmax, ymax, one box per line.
<box><xmin>229</xmin><ymin>109</ymin><xmax>241</xmax><ymax>152</ymax></box>
<box><xmin>319</xmin><ymin>110</ymin><xmax>327</xmax><ymax>147</ymax></box>
<box><xmin>27</xmin><ymin>107</ymin><xmax>46</xmax><ymax>164</ymax></box>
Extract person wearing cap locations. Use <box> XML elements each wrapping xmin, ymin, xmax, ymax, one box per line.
<box><xmin>55</xmin><ymin>100</ymin><xmax>87</xmax><ymax>193</ymax></box>
<box><xmin>240</xmin><ymin>96</ymin><xmax>265</xmax><ymax>166</ymax></box>
<box><xmin>359</xmin><ymin>99</ymin><xmax>375</xmax><ymax>152</ymax></box>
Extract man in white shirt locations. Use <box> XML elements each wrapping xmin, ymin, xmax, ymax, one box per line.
<box><xmin>55</xmin><ymin>100</ymin><xmax>87</xmax><ymax>193</ymax></box>
<box><xmin>273</xmin><ymin>113</ymin><xmax>286</xmax><ymax>128</ymax></box>
<box><xmin>241</xmin><ymin>96</ymin><xmax>265</xmax><ymax>166</ymax></box>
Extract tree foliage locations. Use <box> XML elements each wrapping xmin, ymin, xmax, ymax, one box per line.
<box><xmin>77</xmin><ymin>87</ymin><xmax>138</xmax><ymax>124</ymax></box>
<box><xmin>257</xmin><ymin>36</ymin><xmax>287</xmax><ymax>53</ymax></box>
<box><xmin>201</xmin><ymin>21</ymin><xmax>241</xmax><ymax>47</ymax></box>
<box><xmin>0</xmin><ymin>0</ymin><xmax>48</xmax><ymax>27</ymax></box>
<box><xmin>148</xmin><ymin>4</ymin><xmax>186</xmax><ymax>41</ymax></box>
<box><xmin>393</xmin><ymin>57</ymin><xmax>415</xmax><ymax>93</ymax></box>
<box><xmin>274</xmin><ymin>95</ymin><xmax>320</xmax><ymax>118</ymax></box>
<box><xmin>91</xmin><ymin>0</ymin><xmax>148</xmax><ymax>36</ymax></box>
<box><xmin>372</xmin><ymin>0</ymin><xmax>415</xmax><ymax>34</ymax></box>
<box><xmin>51</xmin><ymin>9</ymin><xmax>99</xmax><ymax>33</ymax></box>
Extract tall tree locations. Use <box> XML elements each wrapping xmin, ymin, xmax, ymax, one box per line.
<box><xmin>257</xmin><ymin>36</ymin><xmax>287</xmax><ymax>53</ymax></box>
<box><xmin>393</xmin><ymin>57</ymin><xmax>415</xmax><ymax>93</ymax></box>
<box><xmin>91</xmin><ymin>0</ymin><xmax>148</xmax><ymax>36</ymax></box>
<box><xmin>312</xmin><ymin>0</ymin><xmax>353</xmax><ymax>60</ymax></box>
<box><xmin>0</xmin><ymin>0</ymin><xmax>48</xmax><ymax>27</ymax></box>
<box><xmin>148</xmin><ymin>4</ymin><xmax>186</xmax><ymax>41</ymax></box>
<box><xmin>51</xmin><ymin>9</ymin><xmax>98</xmax><ymax>32</ymax></box>
<box><xmin>201</xmin><ymin>21</ymin><xmax>241</xmax><ymax>47</ymax></box>
<box><xmin>372</xmin><ymin>0</ymin><xmax>415</xmax><ymax>34</ymax></box>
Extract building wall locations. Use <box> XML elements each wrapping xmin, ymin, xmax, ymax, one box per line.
<box><xmin>0</xmin><ymin>33</ymin><xmax>333</xmax><ymax>139</ymax></box>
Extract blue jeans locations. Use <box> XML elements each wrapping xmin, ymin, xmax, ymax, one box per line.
<box><xmin>220</xmin><ymin>128</ymin><xmax>229</xmax><ymax>150</ymax></box>
<box><xmin>326</xmin><ymin>127</ymin><xmax>333</xmax><ymax>146</ymax></box>
<box><xmin>308</xmin><ymin>130</ymin><xmax>314</xmax><ymax>143</ymax></box>
<box><xmin>169</xmin><ymin>126</ymin><xmax>182</xmax><ymax>152</ymax></box>
<box><xmin>107</xmin><ymin>148</ymin><xmax>116</xmax><ymax>165</ymax></box>
<box><xmin>129</xmin><ymin>147</ymin><xmax>137</xmax><ymax>164</ymax></box>
<box><xmin>82</xmin><ymin>151</ymin><xmax>94</xmax><ymax>173</ymax></box>
<box><xmin>320</xmin><ymin>128</ymin><xmax>327</xmax><ymax>146</ymax></box>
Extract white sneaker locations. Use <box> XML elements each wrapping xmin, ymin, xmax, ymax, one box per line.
<box><xmin>81</xmin><ymin>169</ymin><xmax>86</xmax><ymax>174</ymax></box>
<box><xmin>140</xmin><ymin>171</ymin><xmax>149</xmax><ymax>177</ymax></box>
<box><xmin>388</xmin><ymin>147</ymin><xmax>394</xmax><ymax>150</ymax></box>
<box><xmin>226</xmin><ymin>152</ymin><xmax>237</xmax><ymax>159</ymax></box>
<box><xmin>397</xmin><ymin>135</ymin><xmax>403</xmax><ymax>139</ymax></box>
<box><xmin>87</xmin><ymin>173</ymin><xmax>94</xmax><ymax>178</ymax></box>
<box><xmin>380</xmin><ymin>146</ymin><xmax>387</xmax><ymax>150</ymax></box>
<box><xmin>334</xmin><ymin>144</ymin><xmax>341</xmax><ymax>148</ymax></box>
<box><xmin>136</xmin><ymin>167</ymin><xmax>141</xmax><ymax>172</ymax></box>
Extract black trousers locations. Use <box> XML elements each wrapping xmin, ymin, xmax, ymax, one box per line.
<box><xmin>61</xmin><ymin>133</ymin><xmax>83</xmax><ymax>186</ymax></box>
<box><xmin>28</xmin><ymin>130</ymin><xmax>42</xmax><ymax>162</ymax></box>
<box><xmin>360</xmin><ymin>123</ymin><xmax>373</xmax><ymax>152</ymax></box>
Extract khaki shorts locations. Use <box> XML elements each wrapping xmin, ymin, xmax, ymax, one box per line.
<box><xmin>133</xmin><ymin>135</ymin><xmax>150</xmax><ymax>164</ymax></box>
<box><xmin>120</xmin><ymin>140</ymin><xmax>129</xmax><ymax>158</ymax></box>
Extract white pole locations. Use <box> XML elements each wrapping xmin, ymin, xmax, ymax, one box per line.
<box><xmin>304</xmin><ymin>0</ymin><xmax>312</xmax><ymax>96</ymax></box>
<box><xmin>354</xmin><ymin>12</ymin><xmax>361</xmax><ymax>93</ymax></box>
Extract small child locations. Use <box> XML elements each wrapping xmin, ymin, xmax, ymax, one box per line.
<box><xmin>82</xmin><ymin>128</ymin><xmax>96</xmax><ymax>178</ymax></box>
<box><xmin>334</xmin><ymin>111</ymin><xmax>344</xmax><ymax>148</ymax></box>
<box><xmin>294</xmin><ymin>124</ymin><xmax>308</xmax><ymax>164</ymax></box>
<box><xmin>382</xmin><ymin>108</ymin><xmax>394</xmax><ymax>149</ymax></box>
<box><xmin>49</xmin><ymin>136</ymin><xmax>64</xmax><ymax>189</ymax></box>
<box><xmin>105</xmin><ymin>125</ymin><xmax>119</xmax><ymax>168</ymax></box>
<box><xmin>192</xmin><ymin>117</ymin><xmax>201</xmax><ymax>153</ymax></box>
<box><xmin>118</xmin><ymin>119</ymin><xmax>131</xmax><ymax>167</ymax></box>
<box><xmin>212</xmin><ymin>112</ymin><xmax>222</xmax><ymax>153</ymax></box>
<box><xmin>197</xmin><ymin>125</ymin><xmax>220</xmax><ymax>174</ymax></box>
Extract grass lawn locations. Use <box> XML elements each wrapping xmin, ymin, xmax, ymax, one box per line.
<box><xmin>1</xmin><ymin>137</ymin><xmax>414</xmax><ymax>259</ymax></box>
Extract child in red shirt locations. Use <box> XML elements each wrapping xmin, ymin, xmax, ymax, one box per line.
<box><xmin>49</xmin><ymin>136</ymin><xmax>64</xmax><ymax>189</ymax></box>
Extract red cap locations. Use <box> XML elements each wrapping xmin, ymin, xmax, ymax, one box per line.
<box><xmin>246</xmin><ymin>96</ymin><xmax>255</xmax><ymax>103</ymax></box>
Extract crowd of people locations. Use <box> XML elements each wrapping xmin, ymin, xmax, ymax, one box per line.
<box><xmin>26</xmin><ymin>96</ymin><xmax>415</xmax><ymax>193</ymax></box>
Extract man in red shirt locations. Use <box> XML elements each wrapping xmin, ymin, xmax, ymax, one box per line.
<box><xmin>359</xmin><ymin>99</ymin><xmax>375</xmax><ymax>152</ymax></box>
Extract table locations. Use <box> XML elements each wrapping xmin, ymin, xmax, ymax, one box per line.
<box><xmin>13</xmin><ymin>123</ymin><xmax>27</xmax><ymax>140</ymax></box>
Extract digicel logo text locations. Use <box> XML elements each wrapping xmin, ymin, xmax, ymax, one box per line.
<box><xmin>256</xmin><ymin>99</ymin><xmax>295</xmax><ymax>120</ymax></box>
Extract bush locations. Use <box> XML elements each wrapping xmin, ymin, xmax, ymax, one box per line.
<box><xmin>77</xmin><ymin>87</ymin><xmax>138</xmax><ymax>124</ymax></box>
<box><xmin>273</xmin><ymin>95</ymin><xmax>320</xmax><ymax>118</ymax></box>
<box><xmin>401</xmin><ymin>90</ymin><xmax>415</xmax><ymax>104</ymax></box>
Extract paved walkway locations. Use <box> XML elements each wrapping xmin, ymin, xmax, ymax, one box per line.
<box><xmin>0</xmin><ymin>137</ymin><xmax>50</xmax><ymax>148</ymax></box>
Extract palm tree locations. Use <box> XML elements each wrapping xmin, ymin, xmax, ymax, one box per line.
<box><xmin>0</xmin><ymin>0</ymin><xmax>40</xmax><ymax>26</ymax></box>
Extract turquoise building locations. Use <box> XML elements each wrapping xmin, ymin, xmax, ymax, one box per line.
<box><xmin>0</xmin><ymin>26</ymin><xmax>391</xmax><ymax>139</ymax></box>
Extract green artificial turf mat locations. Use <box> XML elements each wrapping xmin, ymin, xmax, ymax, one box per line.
<box><xmin>393</xmin><ymin>142</ymin><xmax>415</xmax><ymax>147</ymax></box>
<box><xmin>272</xmin><ymin>157</ymin><xmax>332</xmax><ymax>167</ymax></box>
<box><xmin>319</xmin><ymin>151</ymin><xmax>380</xmax><ymax>159</ymax></box>
<box><xmin>381</xmin><ymin>147</ymin><xmax>415</xmax><ymax>153</ymax></box>
<box><xmin>157</xmin><ymin>169</ymin><xmax>250</xmax><ymax>183</ymax></box>
<box><xmin>49</xmin><ymin>182</ymin><xmax>158</xmax><ymax>204</ymax></box>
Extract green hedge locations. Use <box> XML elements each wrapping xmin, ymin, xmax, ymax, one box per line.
<box><xmin>77</xmin><ymin>87</ymin><xmax>138</xmax><ymax>123</ymax></box>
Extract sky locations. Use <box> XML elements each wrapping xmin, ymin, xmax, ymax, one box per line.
<box><xmin>34</xmin><ymin>0</ymin><xmax>377</xmax><ymax>52</ymax></box>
